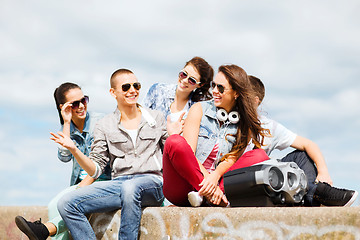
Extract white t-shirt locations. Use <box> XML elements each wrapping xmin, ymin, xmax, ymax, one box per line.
<box><xmin>245</xmin><ymin>115</ymin><xmax>297</xmax><ymax>155</ymax></box>
<box><xmin>126</xmin><ymin>129</ymin><xmax>138</xmax><ymax>147</ymax></box>
<box><xmin>169</xmin><ymin>104</ymin><xmax>189</xmax><ymax>122</ymax></box>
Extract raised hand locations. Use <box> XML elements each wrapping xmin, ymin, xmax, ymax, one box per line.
<box><xmin>166</xmin><ymin>112</ymin><xmax>185</xmax><ymax>135</ymax></box>
<box><xmin>61</xmin><ymin>102</ymin><xmax>73</xmax><ymax>124</ymax></box>
<box><xmin>50</xmin><ymin>131</ymin><xmax>76</xmax><ymax>151</ymax></box>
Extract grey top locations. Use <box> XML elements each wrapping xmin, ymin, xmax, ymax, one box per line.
<box><xmin>89</xmin><ymin>107</ymin><xmax>168</xmax><ymax>179</ymax></box>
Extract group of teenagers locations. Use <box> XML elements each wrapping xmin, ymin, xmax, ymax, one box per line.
<box><xmin>15</xmin><ymin>57</ymin><xmax>358</xmax><ymax>240</ymax></box>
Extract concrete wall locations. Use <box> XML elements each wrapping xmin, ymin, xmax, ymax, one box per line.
<box><xmin>2</xmin><ymin>206</ymin><xmax>360</xmax><ymax>239</ymax></box>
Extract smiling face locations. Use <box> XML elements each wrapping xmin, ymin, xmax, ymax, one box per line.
<box><xmin>176</xmin><ymin>64</ymin><xmax>201</xmax><ymax>96</ymax></box>
<box><xmin>64</xmin><ymin>88</ymin><xmax>87</xmax><ymax>122</ymax></box>
<box><xmin>110</xmin><ymin>72</ymin><xmax>140</xmax><ymax>107</ymax></box>
<box><xmin>212</xmin><ymin>72</ymin><xmax>238</xmax><ymax>112</ymax></box>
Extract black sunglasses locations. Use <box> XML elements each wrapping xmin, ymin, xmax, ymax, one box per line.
<box><xmin>211</xmin><ymin>82</ymin><xmax>231</xmax><ymax>94</ymax></box>
<box><xmin>178</xmin><ymin>71</ymin><xmax>200</xmax><ymax>85</ymax></box>
<box><xmin>71</xmin><ymin>96</ymin><xmax>89</xmax><ymax>109</ymax></box>
<box><xmin>122</xmin><ymin>82</ymin><xmax>141</xmax><ymax>92</ymax></box>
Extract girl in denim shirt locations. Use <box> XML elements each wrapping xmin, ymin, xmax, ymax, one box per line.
<box><xmin>15</xmin><ymin>82</ymin><xmax>110</xmax><ymax>240</ymax></box>
<box><xmin>163</xmin><ymin>64</ymin><xmax>270</xmax><ymax>207</ymax></box>
<box><xmin>143</xmin><ymin>56</ymin><xmax>213</xmax><ymax>122</ymax></box>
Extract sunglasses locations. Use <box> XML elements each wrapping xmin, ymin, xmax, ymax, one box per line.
<box><xmin>178</xmin><ymin>71</ymin><xmax>200</xmax><ymax>85</ymax></box>
<box><xmin>122</xmin><ymin>82</ymin><xmax>141</xmax><ymax>92</ymax></box>
<box><xmin>211</xmin><ymin>81</ymin><xmax>231</xmax><ymax>94</ymax></box>
<box><xmin>71</xmin><ymin>96</ymin><xmax>89</xmax><ymax>109</ymax></box>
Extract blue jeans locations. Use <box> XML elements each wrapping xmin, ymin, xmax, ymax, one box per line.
<box><xmin>280</xmin><ymin>150</ymin><xmax>318</xmax><ymax>206</ymax></box>
<box><xmin>57</xmin><ymin>174</ymin><xmax>164</xmax><ymax>240</ymax></box>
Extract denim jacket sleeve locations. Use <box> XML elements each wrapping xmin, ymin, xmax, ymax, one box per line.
<box><xmin>142</xmin><ymin>83</ymin><xmax>158</xmax><ymax>109</ymax></box>
<box><xmin>57</xmin><ymin>146</ymin><xmax>72</xmax><ymax>162</ymax></box>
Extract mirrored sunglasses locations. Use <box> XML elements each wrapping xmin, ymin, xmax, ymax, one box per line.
<box><xmin>122</xmin><ymin>82</ymin><xmax>141</xmax><ymax>92</ymax></box>
<box><xmin>178</xmin><ymin>71</ymin><xmax>200</xmax><ymax>85</ymax></box>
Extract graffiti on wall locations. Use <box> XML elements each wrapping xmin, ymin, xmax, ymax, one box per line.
<box><xmin>90</xmin><ymin>208</ymin><xmax>360</xmax><ymax>240</ymax></box>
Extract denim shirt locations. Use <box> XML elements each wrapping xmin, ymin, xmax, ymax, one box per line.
<box><xmin>142</xmin><ymin>83</ymin><xmax>195</xmax><ymax>120</ymax></box>
<box><xmin>57</xmin><ymin>112</ymin><xmax>110</xmax><ymax>186</ymax></box>
<box><xmin>195</xmin><ymin>100</ymin><xmax>238</xmax><ymax>166</ymax></box>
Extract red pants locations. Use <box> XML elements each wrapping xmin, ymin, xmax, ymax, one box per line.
<box><xmin>162</xmin><ymin>134</ymin><xmax>269</xmax><ymax>206</ymax></box>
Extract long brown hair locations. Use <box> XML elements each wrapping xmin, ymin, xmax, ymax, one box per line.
<box><xmin>219</xmin><ymin>65</ymin><xmax>269</xmax><ymax>161</ymax></box>
<box><xmin>185</xmin><ymin>56</ymin><xmax>214</xmax><ymax>102</ymax></box>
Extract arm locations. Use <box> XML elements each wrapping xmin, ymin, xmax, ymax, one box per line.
<box><xmin>291</xmin><ymin>135</ymin><xmax>332</xmax><ymax>185</ymax></box>
<box><xmin>50</xmin><ymin>131</ymin><xmax>97</xmax><ymax>176</ymax></box>
<box><xmin>77</xmin><ymin>175</ymin><xmax>96</xmax><ymax>187</ymax></box>
<box><xmin>57</xmin><ymin>102</ymin><xmax>73</xmax><ymax>162</ymax></box>
<box><xmin>183</xmin><ymin>103</ymin><xmax>224</xmax><ymax>196</ymax></box>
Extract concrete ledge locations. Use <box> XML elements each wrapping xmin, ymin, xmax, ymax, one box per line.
<box><xmin>2</xmin><ymin>206</ymin><xmax>360</xmax><ymax>239</ymax></box>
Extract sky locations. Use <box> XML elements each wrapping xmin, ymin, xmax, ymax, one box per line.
<box><xmin>1</xmin><ymin>0</ymin><xmax>359</xmax><ymax>206</ymax></box>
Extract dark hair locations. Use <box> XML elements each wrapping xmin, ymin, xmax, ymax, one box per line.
<box><xmin>110</xmin><ymin>68</ymin><xmax>134</xmax><ymax>88</ymax></box>
<box><xmin>185</xmin><ymin>57</ymin><xmax>214</xmax><ymax>102</ymax></box>
<box><xmin>53</xmin><ymin>82</ymin><xmax>81</xmax><ymax>125</ymax></box>
<box><xmin>218</xmin><ymin>65</ymin><xmax>269</xmax><ymax>161</ymax></box>
<box><xmin>249</xmin><ymin>75</ymin><xmax>265</xmax><ymax>103</ymax></box>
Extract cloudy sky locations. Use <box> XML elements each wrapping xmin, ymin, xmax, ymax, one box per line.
<box><xmin>1</xmin><ymin>0</ymin><xmax>359</xmax><ymax>206</ymax></box>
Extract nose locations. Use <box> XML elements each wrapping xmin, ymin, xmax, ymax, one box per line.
<box><xmin>212</xmin><ymin>86</ymin><xmax>219</xmax><ymax>95</ymax></box>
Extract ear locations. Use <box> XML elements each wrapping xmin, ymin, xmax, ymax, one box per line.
<box><xmin>59</xmin><ymin>104</ymin><xmax>63</xmax><ymax>109</ymax></box>
<box><xmin>109</xmin><ymin>88</ymin><xmax>117</xmax><ymax>99</ymax></box>
<box><xmin>254</xmin><ymin>96</ymin><xmax>261</xmax><ymax>106</ymax></box>
<box><xmin>234</xmin><ymin>92</ymin><xmax>239</xmax><ymax>100</ymax></box>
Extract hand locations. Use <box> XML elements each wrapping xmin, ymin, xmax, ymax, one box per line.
<box><xmin>50</xmin><ymin>131</ymin><xmax>76</xmax><ymax>151</ymax></box>
<box><xmin>316</xmin><ymin>173</ymin><xmax>333</xmax><ymax>186</ymax></box>
<box><xmin>166</xmin><ymin>112</ymin><xmax>185</xmax><ymax>135</ymax></box>
<box><xmin>199</xmin><ymin>171</ymin><xmax>220</xmax><ymax>197</ymax></box>
<box><xmin>207</xmin><ymin>187</ymin><xmax>228</xmax><ymax>206</ymax></box>
<box><xmin>61</xmin><ymin>102</ymin><xmax>73</xmax><ymax>123</ymax></box>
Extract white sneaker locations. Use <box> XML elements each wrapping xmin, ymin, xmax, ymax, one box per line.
<box><xmin>188</xmin><ymin>191</ymin><xmax>203</xmax><ymax>207</ymax></box>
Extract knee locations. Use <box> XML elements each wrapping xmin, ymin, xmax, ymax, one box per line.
<box><xmin>164</xmin><ymin>134</ymin><xmax>187</xmax><ymax>154</ymax></box>
<box><xmin>57</xmin><ymin>193</ymin><xmax>74</xmax><ymax>217</ymax></box>
<box><xmin>121</xmin><ymin>183</ymin><xmax>141</xmax><ymax>206</ymax></box>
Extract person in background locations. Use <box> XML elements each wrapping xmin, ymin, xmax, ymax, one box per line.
<box><xmin>162</xmin><ymin>64</ymin><xmax>270</xmax><ymax>207</ymax></box>
<box><xmin>15</xmin><ymin>82</ymin><xmax>111</xmax><ymax>240</ymax></box>
<box><xmin>51</xmin><ymin>69</ymin><xmax>183</xmax><ymax>239</ymax></box>
<box><xmin>142</xmin><ymin>56</ymin><xmax>213</xmax><ymax>122</ymax></box>
<box><xmin>248</xmin><ymin>75</ymin><xmax>358</xmax><ymax>206</ymax></box>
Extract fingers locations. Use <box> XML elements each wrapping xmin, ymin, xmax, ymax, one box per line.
<box><xmin>177</xmin><ymin>112</ymin><xmax>186</xmax><ymax>122</ymax></box>
<box><xmin>61</xmin><ymin>102</ymin><xmax>72</xmax><ymax>111</ymax></box>
<box><xmin>199</xmin><ymin>183</ymin><xmax>216</xmax><ymax>196</ymax></box>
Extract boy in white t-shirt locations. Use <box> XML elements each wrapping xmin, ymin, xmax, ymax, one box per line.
<box><xmin>249</xmin><ymin>75</ymin><xmax>357</xmax><ymax>207</ymax></box>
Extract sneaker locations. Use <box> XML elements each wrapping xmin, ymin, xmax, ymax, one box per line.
<box><xmin>15</xmin><ymin>216</ymin><xmax>49</xmax><ymax>240</ymax></box>
<box><xmin>313</xmin><ymin>182</ymin><xmax>358</xmax><ymax>207</ymax></box>
<box><xmin>188</xmin><ymin>191</ymin><xmax>203</xmax><ymax>207</ymax></box>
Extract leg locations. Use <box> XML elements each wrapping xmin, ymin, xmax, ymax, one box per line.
<box><xmin>14</xmin><ymin>186</ymin><xmax>78</xmax><ymax>240</ymax></box>
<box><xmin>163</xmin><ymin>134</ymin><xmax>204</xmax><ymax>206</ymax></box>
<box><xmin>280</xmin><ymin>150</ymin><xmax>318</xmax><ymax>206</ymax></box>
<box><xmin>48</xmin><ymin>185</ymin><xmax>78</xmax><ymax>239</ymax></box>
<box><xmin>57</xmin><ymin>179</ymin><xmax>125</xmax><ymax>240</ymax></box>
<box><xmin>118</xmin><ymin>174</ymin><xmax>164</xmax><ymax>239</ymax></box>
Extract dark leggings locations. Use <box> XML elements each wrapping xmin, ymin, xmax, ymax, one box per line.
<box><xmin>280</xmin><ymin>150</ymin><xmax>318</xmax><ymax>206</ymax></box>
